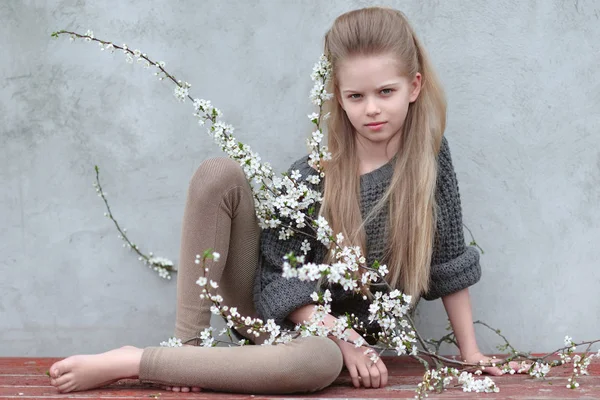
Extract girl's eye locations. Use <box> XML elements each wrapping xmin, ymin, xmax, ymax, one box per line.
<box><xmin>348</xmin><ymin>89</ymin><xmax>392</xmax><ymax>99</ymax></box>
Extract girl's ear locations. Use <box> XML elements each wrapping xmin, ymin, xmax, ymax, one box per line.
<box><xmin>409</xmin><ymin>72</ymin><xmax>422</xmax><ymax>103</ymax></box>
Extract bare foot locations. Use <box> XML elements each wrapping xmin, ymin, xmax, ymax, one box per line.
<box><xmin>48</xmin><ymin>346</ymin><xmax>143</xmax><ymax>393</ymax></box>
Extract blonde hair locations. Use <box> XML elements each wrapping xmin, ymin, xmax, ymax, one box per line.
<box><xmin>320</xmin><ymin>7</ymin><xmax>446</xmax><ymax>298</ymax></box>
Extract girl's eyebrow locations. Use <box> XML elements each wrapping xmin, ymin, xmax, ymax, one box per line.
<box><xmin>341</xmin><ymin>82</ymin><xmax>401</xmax><ymax>94</ymax></box>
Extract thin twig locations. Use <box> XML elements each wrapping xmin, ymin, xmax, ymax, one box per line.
<box><xmin>94</xmin><ymin>166</ymin><xmax>176</xmax><ymax>273</ymax></box>
<box><xmin>463</xmin><ymin>223</ymin><xmax>484</xmax><ymax>254</ymax></box>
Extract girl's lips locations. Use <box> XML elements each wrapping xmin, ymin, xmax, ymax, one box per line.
<box><xmin>366</xmin><ymin>122</ymin><xmax>386</xmax><ymax>126</ymax></box>
<box><xmin>366</xmin><ymin>122</ymin><xmax>386</xmax><ymax>130</ymax></box>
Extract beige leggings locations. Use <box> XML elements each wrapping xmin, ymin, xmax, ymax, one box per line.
<box><xmin>138</xmin><ymin>158</ymin><xmax>343</xmax><ymax>394</ymax></box>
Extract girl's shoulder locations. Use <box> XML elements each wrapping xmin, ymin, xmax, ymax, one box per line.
<box><xmin>438</xmin><ymin>135</ymin><xmax>451</xmax><ymax>164</ymax></box>
<box><xmin>287</xmin><ymin>154</ymin><xmax>318</xmax><ymax>177</ymax></box>
<box><xmin>436</xmin><ymin>135</ymin><xmax>458</xmax><ymax>185</ymax></box>
<box><xmin>286</xmin><ymin>155</ymin><xmax>322</xmax><ymax>191</ymax></box>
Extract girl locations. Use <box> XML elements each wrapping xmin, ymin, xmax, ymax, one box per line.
<box><xmin>49</xmin><ymin>6</ymin><xmax>511</xmax><ymax>394</ymax></box>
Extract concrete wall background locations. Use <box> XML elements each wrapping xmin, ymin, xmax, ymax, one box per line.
<box><xmin>1</xmin><ymin>0</ymin><xmax>599</xmax><ymax>357</ymax></box>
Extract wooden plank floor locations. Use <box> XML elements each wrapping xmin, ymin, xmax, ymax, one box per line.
<box><xmin>1</xmin><ymin>356</ymin><xmax>599</xmax><ymax>399</ymax></box>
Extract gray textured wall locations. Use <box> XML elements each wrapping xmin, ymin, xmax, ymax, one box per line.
<box><xmin>1</xmin><ymin>0</ymin><xmax>599</xmax><ymax>357</ymax></box>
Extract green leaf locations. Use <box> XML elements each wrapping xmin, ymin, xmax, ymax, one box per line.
<box><xmin>286</xmin><ymin>252</ymin><xmax>296</xmax><ymax>265</ymax></box>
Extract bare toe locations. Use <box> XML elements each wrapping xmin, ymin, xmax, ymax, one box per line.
<box><xmin>58</xmin><ymin>381</ymin><xmax>76</xmax><ymax>393</ymax></box>
<box><xmin>49</xmin><ymin>361</ymin><xmax>64</xmax><ymax>379</ymax></box>
<box><xmin>52</xmin><ymin>373</ymin><xmax>73</xmax><ymax>387</ymax></box>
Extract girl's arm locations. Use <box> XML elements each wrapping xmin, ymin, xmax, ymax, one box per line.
<box><xmin>441</xmin><ymin>287</ymin><xmax>480</xmax><ymax>359</ymax></box>
<box><xmin>442</xmin><ymin>287</ymin><xmax>521</xmax><ymax>376</ymax></box>
<box><xmin>288</xmin><ymin>304</ymin><xmax>364</xmax><ymax>341</ymax></box>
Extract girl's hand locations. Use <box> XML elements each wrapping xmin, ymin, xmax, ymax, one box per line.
<box><xmin>333</xmin><ymin>338</ymin><xmax>388</xmax><ymax>388</ymax></box>
<box><xmin>462</xmin><ymin>351</ymin><xmax>529</xmax><ymax>376</ymax></box>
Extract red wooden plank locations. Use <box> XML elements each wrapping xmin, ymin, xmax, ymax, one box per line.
<box><xmin>1</xmin><ymin>356</ymin><xmax>598</xmax><ymax>399</ymax></box>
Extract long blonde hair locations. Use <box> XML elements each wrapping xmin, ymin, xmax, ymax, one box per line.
<box><xmin>320</xmin><ymin>7</ymin><xmax>446</xmax><ymax>298</ymax></box>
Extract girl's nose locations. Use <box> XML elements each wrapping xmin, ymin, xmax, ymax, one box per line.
<box><xmin>366</xmin><ymin>99</ymin><xmax>381</xmax><ymax>116</ymax></box>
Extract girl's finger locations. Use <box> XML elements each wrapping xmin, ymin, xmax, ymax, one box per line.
<box><xmin>484</xmin><ymin>366</ymin><xmax>503</xmax><ymax>376</ymax></box>
<box><xmin>357</xmin><ymin>365</ymin><xmax>371</xmax><ymax>388</ymax></box>
<box><xmin>348</xmin><ymin>365</ymin><xmax>361</xmax><ymax>388</ymax></box>
<box><xmin>377</xmin><ymin>359</ymin><xmax>388</xmax><ymax>387</ymax></box>
<box><xmin>369</xmin><ymin>364</ymin><xmax>380</xmax><ymax>388</ymax></box>
<box><xmin>516</xmin><ymin>361</ymin><xmax>531</xmax><ymax>373</ymax></box>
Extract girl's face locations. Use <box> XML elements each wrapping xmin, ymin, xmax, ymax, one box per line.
<box><xmin>336</xmin><ymin>53</ymin><xmax>421</xmax><ymax>153</ymax></box>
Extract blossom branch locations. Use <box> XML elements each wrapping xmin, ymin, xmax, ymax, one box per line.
<box><xmin>94</xmin><ymin>165</ymin><xmax>175</xmax><ymax>279</ymax></box>
<box><xmin>55</xmin><ymin>29</ymin><xmax>600</xmax><ymax>398</ymax></box>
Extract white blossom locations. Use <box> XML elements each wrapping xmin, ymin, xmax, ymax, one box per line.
<box><xmin>458</xmin><ymin>371</ymin><xmax>499</xmax><ymax>393</ymax></box>
<box><xmin>159</xmin><ymin>337</ymin><xmax>182</xmax><ymax>347</ymax></box>
<box><xmin>307</xmin><ymin>112</ymin><xmax>319</xmax><ymax>121</ymax></box>
<box><xmin>529</xmin><ymin>361</ymin><xmax>551</xmax><ymax>378</ymax></box>
<box><xmin>315</xmin><ymin>216</ymin><xmax>333</xmax><ymax>246</ymax></box>
<box><xmin>199</xmin><ymin>327</ymin><xmax>215</xmax><ymax>347</ymax></box>
<box><xmin>300</xmin><ymin>240</ymin><xmax>311</xmax><ymax>254</ymax></box>
<box><xmin>196</xmin><ymin>276</ymin><xmax>207</xmax><ymax>287</ymax></box>
<box><xmin>564</xmin><ymin>335</ymin><xmax>573</xmax><ymax>346</ymax></box>
<box><xmin>174</xmin><ymin>81</ymin><xmax>191</xmax><ymax>102</ymax></box>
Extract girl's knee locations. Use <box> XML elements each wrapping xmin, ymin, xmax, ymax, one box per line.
<box><xmin>308</xmin><ymin>337</ymin><xmax>344</xmax><ymax>391</ymax></box>
<box><xmin>285</xmin><ymin>336</ymin><xmax>343</xmax><ymax>393</ymax></box>
<box><xmin>189</xmin><ymin>157</ymin><xmax>247</xmax><ymax>194</ymax></box>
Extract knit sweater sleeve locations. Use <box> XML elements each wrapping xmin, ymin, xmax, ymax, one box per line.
<box><xmin>254</xmin><ymin>156</ymin><xmax>322</xmax><ymax>327</ymax></box>
<box><xmin>422</xmin><ymin>137</ymin><xmax>482</xmax><ymax>301</ymax></box>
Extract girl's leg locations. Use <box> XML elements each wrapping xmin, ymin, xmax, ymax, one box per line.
<box><xmin>175</xmin><ymin>157</ymin><xmax>262</xmax><ymax>344</ymax></box>
<box><xmin>141</xmin><ymin>336</ymin><xmax>343</xmax><ymax>394</ymax></box>
<box><xmin>49</xmin><ymin>159</ymin><xmax>341</xmax><ymax>394</ymax></box>
<box><xmin>50</xmin><ymin>337</ymin><xmax>342</xmax><ymax>394</ymax></box>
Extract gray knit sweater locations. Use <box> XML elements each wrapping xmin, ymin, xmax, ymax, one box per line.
<box><xmin>253</xmin><ymin>137</ymin><xmax>481</xmax><ymax>333</ymax></box>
